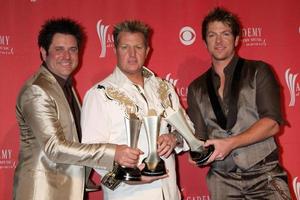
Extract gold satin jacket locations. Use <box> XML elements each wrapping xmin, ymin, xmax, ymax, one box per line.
<box><xmin>13</xmin><ymin>66</ymin><xmax>115</xmax><ymax>200</ymax></box>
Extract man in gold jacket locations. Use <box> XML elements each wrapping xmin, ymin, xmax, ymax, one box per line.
<box><xmin>13</xmin><ymin>18</ymin><xmax>141</xmax><ymax>200</ymax></box>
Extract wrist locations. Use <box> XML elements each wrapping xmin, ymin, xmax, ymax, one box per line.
<box><xmin>173</xmin><ymin>131</ymin><xmax>183</xmax><ymax>147</ymax></box>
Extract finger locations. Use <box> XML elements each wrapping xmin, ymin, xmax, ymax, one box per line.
<box><xmin>157</xmin><ymin>142</ymin><xmax>168</xmax><ymax>152</ymax></box>
<box><xmin>158</xmin><ymin>144</ymin><xmax>170</xmax><ymax>156</ymax></box>
<box><xmin>163</xmin><ymin>148</ymin><xmax>173</xmax><ymax>158</ymax></box>
<box><xmin>204</xmin><ymin>141</ymin><xmax>213</xmax><ymax>147</ymax></box>
<box><xmin>137</xmin><ymin>163</ymin><xmax>145</xmax><ymax>171</ymax></box>
<box><xmin>141</xmin><ymin>173</ymin><xmax>169</xmax><ymax>183</ymax></box>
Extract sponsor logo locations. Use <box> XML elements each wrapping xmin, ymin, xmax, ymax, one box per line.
<box><xmin>0</xmin><ymin>149</ymin><xmax>16</xmax><ymax>169</ymax></box>
<box><xmin>179</xmin><ymin>26</ymin><xmax>196</xmax><ymax>46</ymax></box>
<box><xmin>96</xmin><ymin>20</ymin><xmax>114</xmax><ymax>58</ymax></box>
<box><xmin>165</xmin><ymin>73</ymin><xmax>188</xmax><ymax>101</ymax></box>
<box><xmin>285</xmin><ymin>68</ymin><xmax>299</xmax><ymax>107</ymax></box>
<box><xmin>293</xmin><ymin>177</ymin><xmax>300</xmax><ymax>200</ymax></box>
<box><xmin>186</xmin><ymin>196</ymin><xmax>210</xmax><ymax>200</ymax></box>
<box><xmin>181</xmin><ymin>187</ymin><xmax>210</xmax><ymax>200</ymax></box>
<box><xmin>242</xmin><ymin>27</ymin><xmax>267</xmax><ymax>47</ymax></box>
<box><xmin>0</xmin><ymin>35</ymin><xmax>14</xmax><ymax>55</ymax></box>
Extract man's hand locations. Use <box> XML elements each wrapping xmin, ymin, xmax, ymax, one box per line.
<box><xmin>187</xmin><ymin>153</ymin><xmax>198</xmax><ymax>166</ymax></box>
<box><xmin>203</xmin><ymin>138</ymin><xmax>234</xmax><ymax>164</ymax></box>
<box><xmin>125</xmin><ymin>163</ymin><xmax>169</xmax><ymax>185</ymax></box>
<box><xmin>157</xmin><ymin>133</ymin><xmax>177</xmax><ymax>158</ymax></box>
<box><xmin>114</xmin><ymin>145</ymin><xmax>143</xmax><ymax>168</ymax></box>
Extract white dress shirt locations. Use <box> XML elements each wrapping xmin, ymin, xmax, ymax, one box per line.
<box><xmin>81</xmin><ymin>66</ymin><xmax>189</xmax><ymax>200</ymax></box>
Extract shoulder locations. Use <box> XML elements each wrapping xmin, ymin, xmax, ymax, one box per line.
<box><xmin>188</xmin><ymin>69</ymin><xmax>210</xmax><ymax>92</ymax></box>
<box><xmin>244</xmin><ymin>58</ymin><xmax>275</xmax><ymax>77</ymax></box>
<box><xmin>243</xmin><ymin>58</ymin><xmax>271</xmax><ymax>72</ymax></box>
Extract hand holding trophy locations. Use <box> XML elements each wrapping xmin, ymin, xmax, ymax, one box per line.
<box><xmin>164</xmin><ymin>106</ymin><xmax>214</xmax><ymax>166</ymax></box>
<box><xmin>141</xmin><ymin>109</ymin><xmax>167</xmax><ymax>176</ymax></box>
<box><xmin>115</xmin><ymin>113</ymin><xmax>142</xmax><ymax>181</ymax></box>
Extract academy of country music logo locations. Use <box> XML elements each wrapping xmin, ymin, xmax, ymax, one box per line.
<box><xmin>181</xmin><ymin>187</ymin><xmax>210</xmax><ymax>200</ymax></box>
<box><xmin>185</xmin><ymin>195</ymin><xmax>210</xmax><ymax>200</ymax></box>
<box><xmin>0</xmin><ymin>148</ymin><xmax>16</xmax><ymax>169</ymax></box>
<box><xmin>179</xmin><ymin>26</ymin><xmax>196</xmax><ymax>46</ymax></box>
<box><xmin>293</xmin><ymin>177</ymin><xmax>300</xmax><ymax>200</ymax></box>
<box><xmin>285</xmin><ymin>68</ymin><xmax>299</xmax><ymax>107</ymax></box>
<box><xmin>165</xmin><ymin>73</ymin><xmax>188</xmax><ymax>101</ymax></box>
<box><xmin>242</xmin><ymin>27</ymin><xmax>267</xmax><ymax>47</ymax></box>
<box><xmin>0</xmin><ymin>35</ymin><xmax>14</xmax><ymax>56</ymax></box>
<box><xmin>96</xmin><ymin>20</ymin><xmax>114</xmax><ymax>58</ymax></box>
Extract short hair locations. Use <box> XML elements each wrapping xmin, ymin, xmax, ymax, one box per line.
<box><xmin>113</xmin><ymin>20</ymin><xmax>151</xmax><ymax>48</ymax></box>
<box><xmin>38</xmin><ymin>18</ymin><xmax>85</xmax><ymax>53</ymax></box>
<box><xmin>202</xmin><ymin>7</ymin><xmax>241</xmax><ymax>42</ymax></box>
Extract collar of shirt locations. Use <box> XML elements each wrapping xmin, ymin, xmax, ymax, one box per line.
<box><xmin>210</xmin><ymin>55</ymin><xmax>240</xmax><ymax>113</ymax></box>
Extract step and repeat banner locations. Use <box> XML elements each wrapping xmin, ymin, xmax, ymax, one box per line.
<box><xmin>1</xmin><ymin>0</ymin><xmax>300</xmax><ymax>199</ymax></box>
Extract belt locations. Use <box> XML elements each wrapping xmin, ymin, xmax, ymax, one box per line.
<box><xmin>256</xmin><ymin>149</ymin><xmax>278</xmax><ymax>166</ymax></box>
<box><xmin>229</xmin><ymin>149</ymin><xmax>279</xmax><ymax>173</ymax></box>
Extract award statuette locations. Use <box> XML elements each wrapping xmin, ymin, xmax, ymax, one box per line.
<box><xmin>115</xmin><ymin>113</ymin><xmax>142</xmax><ymax>181</ymax></box>
<box><xmin>141</xmin><ymin>110</ymin><xmax>166</xmax><ymax>176</ymax></box>
<box><xmin>164</xmin><ymin>107</ymin><xmax>214</xmax><ymax>166</ymax></box>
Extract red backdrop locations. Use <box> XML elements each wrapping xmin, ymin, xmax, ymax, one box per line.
<box><xmin>1</xmin><ymin>0</ymin><xmax>300</xmax><ymax>199</ymax></box>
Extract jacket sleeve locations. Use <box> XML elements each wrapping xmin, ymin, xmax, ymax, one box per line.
<box><xmin>19</xmin><ymin>85</ymin><xmax>115</xmax><ymax>171</ymax></box>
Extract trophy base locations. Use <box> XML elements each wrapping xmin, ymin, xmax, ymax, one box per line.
<box><xmin>190</xmin><ymin>145</ymin><xmax>214</xmax><ymax>166</ymax></box>
<box><xmin>115</xmin><ymin>166</ymin><xmax>141</xmax><ymax>181</ymax></box>
<box><xmin>141</xmin><ymin>158</ymin><xmax>167</xmax><ymax>176</ymax></box>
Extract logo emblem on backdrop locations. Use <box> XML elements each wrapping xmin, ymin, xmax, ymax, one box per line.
<box><xmin>0</xmin><ymin>149</ymin><xmax>16</xmax><ymax>169</ymax></box>
<box><xmin>0</xmin><ymin>35</ymin><xmax>14</xmax><ymax>56</ymax></box>
<box><xmin>165</xmin><ymin>73</ymin><xmax>188</xmax><ymax>101</ymax></box>
<box><xmin>285</xmin><ymin>68</ymin><xmax>299</xmax><ymax>107</ymax></box>
<box><xmin>179</xmin><ymin>26</ymin><xmax>196</xmax><ymax>46</ymax></box>
<box><xmin>242</xmin><ymin>27</ymin><xmax>267</xmax><ymax>47</ymax></box>
<box><xmin>293</xmin><ymin>177</ymin><xmax>300</xmax><ymax>200</ymax></box>
<box><xmin>165</xmin><ymin>73</ymin><xmax>178</xmax><ymax>86</ymax></box>
<box><xmin>96</xmin><ymin>20</ymin><xmax>114</xmax><ymax>58</ymax></box>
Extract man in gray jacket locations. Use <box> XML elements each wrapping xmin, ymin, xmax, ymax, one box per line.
<box><xmin>187</xmin><ymin>7</ymin><xmax>291</xmax><ymax>199</ymax></box>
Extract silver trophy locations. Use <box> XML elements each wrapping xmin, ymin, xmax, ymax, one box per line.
<box><xmin>141</xmin><ymin>110</ymin><xmax>166</xmax><ymax>176</ymax></box>
<box><xmin>164</xmin><ymin>107</ymin><xmax>214</xmax><ymax>166</ymax></box>
<box><xmin>115</xmin><ymin>113</ymin><xmax>142</xmax><ymax>181</ymax></box>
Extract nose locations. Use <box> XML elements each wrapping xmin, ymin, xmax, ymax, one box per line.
<box><xmin>216</xmin><ymin>34</ymin><xmax>222</xmax><ymax>43</ymax></box>
<box><xmin>128</xmin><ymin>47</ymin><xmax>136</xmax><ymax>57</ymax></box>
<box><xmin>62</xmin><ymin>50</ymin><xmax>71</xmax><ymax>59</ymax></box>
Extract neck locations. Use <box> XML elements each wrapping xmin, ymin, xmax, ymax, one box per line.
<box><xmin>128</xmin><ymin>73</ymin><xmax>144</xmax><ymax>87</ymax></box>
<box><xmin>212</xmin><ymin>54</ymin><xmax>235</xmax><ymax>75</ymax></box>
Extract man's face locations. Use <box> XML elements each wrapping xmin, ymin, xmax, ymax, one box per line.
<box><xmin>115</xmin><ymin>32</ymin><xmax>149</xmax><ymax>77</ymax></box>
<box><xmin>41</xmin><ymin>33</ymin><xmax>79</xmax><ymax>79</ymax></box>
<box><xmin>205</xmin><ymin>21</ymin><xmax>239</xmax><ymax>64</ymax></box>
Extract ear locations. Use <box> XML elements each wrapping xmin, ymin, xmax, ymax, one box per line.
<box><xmin>204</xmin><ymin>41</ymin><xmax>208</xmax><ymax>49</ymax></box>
<box><xmin>40</xmin><ymin>47</ymin><xmax>47</xmax><ymax>61</ymax></box>
<box><xmin>146</xmin><ymin>46</ymin><xmax>150</xmax><ymax>56</ymax></box>
<box><xmin>234</xmin><ymin>36</ymin><xmax>240</xmax><ymax>47</ymax></box>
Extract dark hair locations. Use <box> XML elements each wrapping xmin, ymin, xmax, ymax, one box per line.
<box><xmin>202</xmin><ymin>7</ymin><xmax>241</xmax><ymax>42</ymax></box>
<box><xmin>113</xmin><ymin>20</ymin><xmax>151</xmax><ymax>48</ymax></box>
<box><xmin>38</xmin><ymin>18</ymin><xmax>85</xmax><ymax>53</ymax></box>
